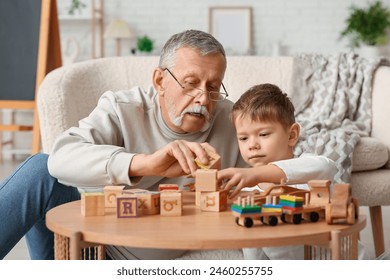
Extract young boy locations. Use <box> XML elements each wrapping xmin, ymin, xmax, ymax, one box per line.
<box><xmin>218</xmin><ymin>83</ymin><xmax>336</xmax><ymax>198</ymax></box>
<box><xmin>218</xmin><ymin>83</ymin><xmax>369</xmax><ymax>260</ymax></box>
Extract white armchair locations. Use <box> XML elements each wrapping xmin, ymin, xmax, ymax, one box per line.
<box><xmin>38</xmin><ymin>56</ymin><xmax>390</xmax><ymax>258</ymax></box>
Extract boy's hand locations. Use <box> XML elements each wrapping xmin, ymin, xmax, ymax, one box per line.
<box><xmin>218</xmin><ymin>168</ymin><xmax>262</xmax><ymax>198</ymax></box>
<box><xmin>218</xmin><ymin>165</ymin><xmax>287</xmax><ymax>199</ymax></box>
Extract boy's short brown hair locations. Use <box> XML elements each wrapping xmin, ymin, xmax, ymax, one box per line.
<box><xmin>231</xmin><ymin>83</ymin><xmax>295</xmax><ymax>128</ymax></box>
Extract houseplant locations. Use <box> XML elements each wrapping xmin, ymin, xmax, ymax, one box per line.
<box><xmin>136</xmin><ymin>36</ymin><xmax>154</xmax><ymax>53</ymax></box>
<box><xmin>340</xmin><ymin>1</ymin><xmax>390</xmax><ymax>56</ymax></box>
<box><xmin>68</xmin><ymin>0</ymin><xmax>86</xmax><ymax>15</ymax></box>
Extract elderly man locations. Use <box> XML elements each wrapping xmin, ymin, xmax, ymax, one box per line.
<box><xmin>0</xmin><ymin>30</ymin><xmax>245</xmax><ymax>260</ymax></box>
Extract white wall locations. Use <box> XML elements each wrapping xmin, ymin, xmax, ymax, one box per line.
<box><xmin>57</xmin><ymin>0</ymin><xmax>390</xmax><ymax>62</ymax></box>
<box><xmin>4</xmin><ymin>0</ymin><xmax>390</xmax><ymax>156</ymax></box>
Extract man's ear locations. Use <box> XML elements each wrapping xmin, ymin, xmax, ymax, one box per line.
<box><xmin>288</xmin><ymin>123</ymin><xmax>300</xmax><ymax>147</ymax></box>
<box><xmin>153</xmin><ymin>68</ymin><xmax>165</xmax><ymax>96</ymax></box>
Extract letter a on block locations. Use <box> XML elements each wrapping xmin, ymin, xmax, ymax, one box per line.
<box><xmin>117</xmin><ymin>197</ymin><xmax>138</xmax><ymax>218</ymax></box>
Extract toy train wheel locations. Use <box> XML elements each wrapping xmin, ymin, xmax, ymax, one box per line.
<box><xmin>347</xmin><ymin>203</ymin><xmax>355</xmax><ymax>225</ymax></box>
<box><xmin>293</xmin><ymin>214</ymin><xmax>302</xmax><ymax>224</ymax></box>
<box><xmin>268</xmin><ymin>216</ymin><xmax>278</xmax><ymax>226</ymax></box>
<box><xmin>235</xmin><ymin>217</ymin><xmax>240</xmax><ymax>225</ymax></box>
<box><xmin>310</xmin><ymin>212</ymin><xmax>320</xmax><ymax>223</ymax></box>
<box><xmin>281</xmin><ymin>213</ymin><xmax>286</xmax><ymax>223</ymax></box>
<box><xmin>260</xmin><ymin>216</ymin><xmax>264</xmax><ymax>224</ymax></box>
<box><xmin>244</xmin><ymin>217</ymin><xmax>254</xmax><ymax>228</ymax></box>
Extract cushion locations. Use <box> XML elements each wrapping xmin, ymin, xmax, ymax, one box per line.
<box><xmin>352</xmin><ymin>137</ymin><xmax>388</xmax><ymax>172</ymax></box>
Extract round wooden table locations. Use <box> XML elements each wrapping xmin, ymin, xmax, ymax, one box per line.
<box><xmin>46</xmin><ymin>192</ymin><xmax>366</xmax><ymax>260</ymax></box>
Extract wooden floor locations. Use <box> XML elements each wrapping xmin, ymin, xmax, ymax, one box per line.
<box><xmin>1</xmin><ymin>157</ymin><xmax>389</xmax><ymax>260</ymax></box>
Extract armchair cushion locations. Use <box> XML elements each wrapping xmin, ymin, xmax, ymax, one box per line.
<box><xmin>352</xmin><ymin>137</ymin><xmax>389</xmax><ymax>172</ymax></box>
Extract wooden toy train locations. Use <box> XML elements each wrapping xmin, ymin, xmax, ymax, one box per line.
<box><xmin>231</xmin><ymin>180</ymin><xmax>359</xmax><ymax>228</ymax></box>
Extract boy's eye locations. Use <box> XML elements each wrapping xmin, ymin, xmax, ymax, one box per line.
<box><xmin>259</xmin><ymin>133</ymin><xmax>269</xmax><ymax>137</ymax></box>
<box><xmin>238</xmin><ymin>137</ymin><xmax>247</xmax><ymax>141</ymax></box>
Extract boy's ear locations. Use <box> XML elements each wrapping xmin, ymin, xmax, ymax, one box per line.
<box><xmin>153</xmin><ymin>68</ymin><xmax>165</xmax><ymax>96</ymax></box>
<box><xmin>288</xmin><ymin>123</ymin><xmax>300</xmax><ymax>147</ymax></box>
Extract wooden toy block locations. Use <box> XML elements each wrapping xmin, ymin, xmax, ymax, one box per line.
<box><xmin>117</xmin><ymin>197</ymin><xmax>138</xmax><ymax>218</ymax></box>
<box><xmin>124</xmin><ymin>190</ymin><xmax>161</xmax><ymax>216</ymax></box>
<box><xmin>159</xmin><ymin>184</ymin><xmax>179</xmax><ymax>191</ymax></box>
<box><xmin>308</xmin><ymin>180</ymin><xmax>331</xmax><ymax>206</ymax></box>
<box><xmin>195</xmin><ymin>191</ymin><xmax>201</xmax><ymax>207</ymax></box>
<box><xmin>195</xmin><ymin>169</ymin><xmax>219</xmax><ymax>191</ymax></box>
<box><xmin>329</xmin><ymin>183</ymin><xmax>351</xmax><ymax>218</ymax></box>
<box><xmin>160</xmin><ymin>191</ymin><xmax>183</xmax><ymax>216</ymax></box>
<box><xmin>200</xmin><ymin>190</ymin><xmax>228</xmax><ymax>212</ymax></box>
<box><xmin>194</xmin><ymin>149</ymin><xmax>221</xmax><ymax>170</ymax></box>
<box><xmin>81</xmin><ymin>192</ymin><xmax>105</xmax><ymax>216</ymax></box>
<box><xmin>103</xmin><ymin>185</ymin><xmax>126</xmax><ymax>208</ymax></box>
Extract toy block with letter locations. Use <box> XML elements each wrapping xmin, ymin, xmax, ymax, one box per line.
<box><xmin>117</xmin><ymin>197</ymin><xmax>138</xmax><ymax>218</ymax></box>
<box><xmin>200</xmin><ymin>190</ymin><xmax>228</xmax><ymax>212</ymax></box>
<box><xmin>159</xmin><ymin>184</ymin><xmax>179</xmax><ymax>192</ymax></box>
<box><xmin>194</xmin><ymin>149</ymin><xmax>221</xmax><ymax>170</ymax></box>
<box><xmin>81</xmin><ymin>192</ymin><xmax>105</xmax><ymax>216</ymax></box>
<box><xmin>122</xmin><ymin>189</ymin><xmax>160</xmax><ymax>215</ymax></box>
<box><xmin>160</xmin><ymin>191</ymin><xmax>183</xmax><ymax>216</ymax></box>
<box><xmin>103</xmin><ymin>185</ymin><xmax>126</xmax><ymax>208</ymax></box>
<box><xmin>195</xmin><ymin>169</ymin><xmax>219</xmax><ymax>192</ymax></box>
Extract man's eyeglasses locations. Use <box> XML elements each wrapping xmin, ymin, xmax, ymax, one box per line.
<box><xmin>164</xmin><ymin>68</ymin><xmax>228</xmax><ymax>101</ymax></box>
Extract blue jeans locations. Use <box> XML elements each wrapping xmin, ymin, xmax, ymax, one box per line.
<box><xmin>0</xmin><ymin>153</ymin><xmax>80</xmax><ymax>259</ymax></box>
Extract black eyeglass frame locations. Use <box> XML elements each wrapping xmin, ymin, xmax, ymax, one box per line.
<box><xmin>164</xmin><ymin>68</ymin><xmax>229</xmax><ymax>101</ymax></box>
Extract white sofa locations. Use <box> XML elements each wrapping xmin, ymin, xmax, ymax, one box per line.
<box><xmin>37</xmin><ymin>56</ymin><xmax>390</xmax><ymax>257</ymax></box>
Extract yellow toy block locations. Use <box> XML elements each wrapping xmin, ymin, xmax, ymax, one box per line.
<box><xmin>194</xmin><ymin>149</ymin><xmax>221</xmax><ymax>170</ymax></box>
<box><xmin>81</xmin><ymin>192</ymin><xmax>105</xmax><ymax>216</ymax></box>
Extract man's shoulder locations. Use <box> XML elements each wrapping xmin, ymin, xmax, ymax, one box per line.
<box><xmin>100</xmin><ymin>86</ymin><xmax>157</xmax><ymax>108</ymax></box>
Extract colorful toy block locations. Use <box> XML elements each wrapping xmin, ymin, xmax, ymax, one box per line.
<box><xmin>159</xmin><ymin>184</ymin><xmax>180</xmax><ymax>191</ymax></box>
<box><xmin>81</xmin><ymin>192</ymin><xmax>105</xmax><ymax>216</ymax></box>
<box><xmin>194</xmin><ymin>149</ymin><xmax>221</xmax><ymax>170</ymax></box>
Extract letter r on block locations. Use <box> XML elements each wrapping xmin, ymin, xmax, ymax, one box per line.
<box><xmin>117</xmin><ymin>197</ymin><xmax>138</xmax><ymax>218</ymax></box>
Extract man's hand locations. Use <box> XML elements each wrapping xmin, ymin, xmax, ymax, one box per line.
<box><xmin>130</xmin><ymin>140</ymin><xmax>218</xmax><ymax>178</ymax></box>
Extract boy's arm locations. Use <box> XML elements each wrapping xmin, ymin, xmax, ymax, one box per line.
<box><xmin>218</xmin><ymin>154</ymin><xmax>337</xmax><ymax>198</ymax></box>
<box><xmin>272</xmin><ymin>154</ymin><xmax>337</xmax><ymax>183</ymax></box>
<box><xmin>218</xmin><ymin>164</ymin><xmax>287</xmax><ymax>198</ymax></box>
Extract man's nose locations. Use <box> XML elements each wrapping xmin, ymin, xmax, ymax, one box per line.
<box><xmin>194</xmin><ymin>87</ymin><xmax>210</xmax><ymax>105</ymax></box>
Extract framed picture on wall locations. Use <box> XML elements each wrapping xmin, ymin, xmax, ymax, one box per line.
<box><xmin>209</xmin><ymin>6</ymin><xmax>253</xmax><ymax>55</ymax></box>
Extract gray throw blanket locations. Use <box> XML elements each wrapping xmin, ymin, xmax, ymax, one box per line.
<box><xmin>290</xmin><ymin>52</ymin><xmax>389</xmax><ymax>183</ymax></box>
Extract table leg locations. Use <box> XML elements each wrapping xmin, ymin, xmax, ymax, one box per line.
<box><xmin>70</xmin><ymin>232</ymin><xmax>82</xmax><ymax>260</ymax></box>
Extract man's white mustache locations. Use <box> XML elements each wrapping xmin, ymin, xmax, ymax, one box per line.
<box><xmin>182</xmin><ymin>106</ymin><xmax>210</xmax><ymax>120</ymax></box>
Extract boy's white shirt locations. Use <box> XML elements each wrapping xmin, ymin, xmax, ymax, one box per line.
<box><xmin>242</xmin><ymin>153</ymin><xmax>338</xmax><ymax>193</ymax></box>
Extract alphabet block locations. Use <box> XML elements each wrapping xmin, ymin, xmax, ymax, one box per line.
<box><xmin>122</xmin><ymin>189</ymin><xmax>161</xmax><ymax>215</ymax></box>
<box><xmin>160</xmin><ymin>191</ymin><xmax>183</xmax><ymax>216</ymax></box>
<box><xmin>200</xmin><ymin>190</ymin><xmax>228</xmax><ymax>212</ymax></box>
<box><xmin>195</xmin><ymin>169</ymin><xmax>219</xmax><ymax>192</ymax></box>
<box><xmin>159</xmin><ymin>184</ymin><xmax>179</xmax><ymax>192</ymax></box>
<box><xmin>103</xmin><ymin>185</ymin><xmax>126</xmax><ymax>208</ymax></box>
<box><xmin>194</xmin><ymin>149</ymin><xmax>221</xmax><ymax>170</ymax></box>
<box><xmin>117</xmin><ymin>197</ymin><xmax>138</xmax><ymax>218</ymax></box>
<box><xmin>81</xmin><ymin>192</ymin><xmax>105</xmax><ymax>216</ymax></box>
